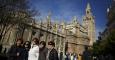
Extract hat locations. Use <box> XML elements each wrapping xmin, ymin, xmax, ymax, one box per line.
<box><xmin>48</xmin><ymin>41</ymin><xmax>55</xmax><ymax>47</ymax></box>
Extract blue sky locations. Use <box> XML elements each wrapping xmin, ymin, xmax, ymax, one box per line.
<box><xmin>29</xmin><ymin>0</ymin><xmax>112</xmax><ymax>39</ymax></box>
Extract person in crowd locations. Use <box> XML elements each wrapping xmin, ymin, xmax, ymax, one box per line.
<box><xmin>78</xmin><ymin>54</ymin><xmax>82</xmax><ymax>60</ymax></box>
<box><xmin>47</xmin><ymin>41</ymin><xmax>59</xmax><ymax>60</ymax></box>
<box><xmin>0</xmin><ymin>44</ymin><xmax>2</xmax><ymax>53</ymax></box>
<box><xmin>7</xmin><ymin>38</ymin><xmax>24</xmax><ymax>60</ymax></box>
<box><xmin>28</xmin><ymin>38</ymin><xmax>39</xmax><ymax>60</ymax></box>
<box><xmin>59</xmin><ymin>52</ymin><xmax>63</xmax><ymax>60</ymax></box>
<box><xmin>23</xmin><ymin>41</ymin><xmax>31</xmax><ymax>60</ymax></box>
<box><xmin>82</xmin><ymin>46</ymin><xmax>91</xmax><ymax>60</ymax></box>
<box><xmin>73</xmin><ymin>53</ymin><xmax>78</xmax><ymax>60</ymax></box>
<box><xmin>39</xmin><ymin>41</ymin><xmax>48</xmax><ymax>60</ymax></box>
<box><xmin>70</xmin><ymin>53</ymin><xmax>74</xmax><ymax>60</ymax></box>
<box><xmin>65</xmin><ymin>52</ymin><xmax>70</xmax><ymax>60</ymax></box>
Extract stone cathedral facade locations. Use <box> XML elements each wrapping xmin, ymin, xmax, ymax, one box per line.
<box><xmin>1</xmin><ymin>3</ymin><xmax>95</xmax><ymax>55</ymax></box>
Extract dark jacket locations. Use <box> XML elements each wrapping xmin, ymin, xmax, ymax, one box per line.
<box><xmin>82</xmin><ymin>50</ymin><xmax>91</xmax><ymax>60</ymax></box>
<box><xmin>7</xmin><ymin>45</ymin><xmax>24</xmax><ymax>60</ymax></box>
<box><xmin>49</xmin><ymin>48</ymin><xmax>59</xmax><ymax>60</ymax></box>
<box><xmin>39</xmin><ymin>47</ymin><xmax>48</xmax><ymax>60</ymax></box>
<box><xmin>23</xmin><ymin>48</ymin><xmax>29</xmax><ymax>60</ymax></box>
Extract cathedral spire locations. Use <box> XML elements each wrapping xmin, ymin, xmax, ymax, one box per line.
<box><xmin>86</xmin><ymin>3</ymin><xmax>92</xmax><ymax>15</ymax></box>
<box><xmin>83</xmin><ymin>3</ymin><xmax>96</xmax><ymax>46</ymax></box>
<box><xmin>60</xmin><ymin>20</ymin><xmax>66</xmax><ymax>34</ymax></box>
<box><xmin>73</xmin><ymin>16</ymin><xmax>77</xmax><ymax>22</ymax></box>
<box><xmin>86</xmin><ymin>3</ymin><xmax>91</xmax><ymax>10</ymax></box>
<box><xmin>53</xmin><ymin>21</ymin><xmax>58</xmax><ymax>33</ymax></box>
<box><xmin>46</xmin><ymin>11</ymin><xmax>52</xmax><ymax>29</ymax></box>
<box><xmin>46</xmin><ymin>11</ymin><xmax>51</xmax><ymax>22</ymax></box>
<box><xmin>72</xmin><ymin>16</ymin><xmax>78</xmax><ymax>25</ymax></box>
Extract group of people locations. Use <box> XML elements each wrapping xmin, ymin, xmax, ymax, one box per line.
<box><xmin>7</xmin><ymin>38</ymin><xmax>59</xmax><ymax>60</ymax></box>
<box><xmin>65</xmin><ymin>53</ymin><xmax>78</xmax><ymax>60</ymax></box>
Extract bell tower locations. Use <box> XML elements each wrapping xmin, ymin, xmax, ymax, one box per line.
<box><xmin>83</xmin><ymin>3</ymin><xmax>96</xmax><ymax>46</ymax></box>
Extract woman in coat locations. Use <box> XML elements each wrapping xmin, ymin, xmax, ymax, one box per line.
<box><xmin>39</xmin><ymin>41</ymin><xmax>48</xmax><ymax>60</ymax></box>
<box><xmin>23</xmin><ymin>41</ymin><xmax>31</xmax><ymax>60</ymax></box>
<box><xmin>28</xmin><ymin>38</ymin><xmax>39</xmax><ymax>60</ymax></box>
<box><xmin>8</xmin><ymin>38</ymin><xmax>24</xmax><ymax>60</ymax></box>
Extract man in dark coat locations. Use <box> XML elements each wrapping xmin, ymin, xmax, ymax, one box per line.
<box><xmin>7</xmin><ymin>38</ymin><xmax>24</xmax><ymax>60</ymax></box>
<box><xmin>47</xmin><ymin>41</ymin><xmax>59</xmax><ymax>60</ymax></box>
<box><xmin>82</xmin><ymin>46</ymin><xmax>91</xmax><ymax>60</ymax></box>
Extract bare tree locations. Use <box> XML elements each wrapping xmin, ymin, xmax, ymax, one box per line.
<box><xmin>0</xmin><ymin>0</ymin><xmax>38</xmax><ymax>42</ymax></box>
